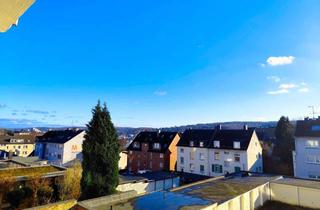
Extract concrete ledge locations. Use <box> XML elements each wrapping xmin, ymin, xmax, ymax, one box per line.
<box><xmin>76</xmin><ymin>191</ymin><xmax>137</xmax><ymax>210</ymax></box>
<box><xmin>24</xmin><ymin>199</ymin><xmax>77</xmax><ymax>210</ymax></box>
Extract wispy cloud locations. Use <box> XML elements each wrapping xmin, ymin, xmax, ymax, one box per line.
<box><xmin>266</xmin><ymin>56</ymin><xmax>295</xmax><ymax>66</ymax></box>
<box><xmin>298</xmin><ymin>87</ymin><xmax>309</xmax><ymax>93</ymax></box>
<box><xmin>279</xmin><ymin>83</ymin><xmax>296</xmax><ymax>89</ymax></box>
<box><xmin>267</xmin><ymin>76</ymin><xmax>280</xmax><ymax>83</ymax></box>
<box><xmin>267</xmin><ymin>89</ymin><xmax>289</xmax><ymax>95</ymax></box>
<box><xmin>0</xmin><ymin>104</ymin><xmax>7</xmax><ymax>108</ymax></box>
<box><xmin>154</xmin><ymin>90</ymin><xmax>167</xmax><ymax>96</ymax></box>
<box><xmin>267</xmin><ymin>82</ymin><xmax>309</xmax><ymax>95</ymax></box>
<box><xmin>25</xmin><ymin>109</ymin><xmax>50</xmax><ymax>114</ymax></box>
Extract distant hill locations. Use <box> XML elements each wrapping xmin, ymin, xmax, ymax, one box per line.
<box><xmin>1</xmin><ymin>121</ymin><xmax>279</xmax><ymax>138</ymax></box>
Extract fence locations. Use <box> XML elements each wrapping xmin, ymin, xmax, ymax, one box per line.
<box><xmin>117</xmin><ymin>176</ymin><xmax>180</xmax><ymax>195</ymax></box>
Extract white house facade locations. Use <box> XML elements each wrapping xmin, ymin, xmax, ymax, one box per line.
<box><xmin>293</xmin><ymin>118</ymin><xmax>320</xmax><ymax>180</ymax></box>
<box><xmin>177</xmin><ymin>126</ymin><xmax>263</xmax><ymax>176</ymax></box>
<box><xmin>35</xmin><ymin>129</ymin><xmax>85</xmax><ymax>166</ymax></box>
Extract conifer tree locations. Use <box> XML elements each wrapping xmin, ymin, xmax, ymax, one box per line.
<box><xmin>274</xmin><ymin>116</ymin><xmax>295</xmax><ymax>165</ymax></box>
<box><xmin>80</xmin><ymin>101</ymin><xmax>120</xmax><ymax>200</ymax></box>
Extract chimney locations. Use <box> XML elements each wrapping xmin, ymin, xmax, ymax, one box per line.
<box><xmin>243</xmin><ymin>125</ymin><xmax>248</xmax><ymax>130</ymax></box>
<box><xmin>216</xmin><ymin>125</ymin><xmax>222</xmax><ymax>130</ymax></box>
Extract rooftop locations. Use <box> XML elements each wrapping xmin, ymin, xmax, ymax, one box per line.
<box><xmin>37</xmin><ymin>129</ymin><xmax>84</xmax><ymax>144</ymax></box>
<box><xmin>96</xmin><ymin>173</ymin><xmax>280</xmax><ymax>210</ymax></box>
<box><xmin>295</xmin><ymin>118</ymin><xmax>320</xmax><ymax>137</ymax></box>
<box><xmin>127</xmin><ymin>131</ymin><xmax>180</xmax><ymax>153</ymax></box>
<box><xmin>177</xmin><ymin>127</ymin><xmax>256</xmax><ymax>150</ymax></box>
<box><xmin>0</xmin><ymin>160</ymin><xmax>65</xmax><ymax>179</ymax></box>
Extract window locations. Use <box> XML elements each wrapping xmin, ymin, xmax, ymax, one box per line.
<box><xmin>233</xmin><ymin>141</ymin><xmax>241</xmax><ymax>149</ymax></box>
<box><xmin>159</xmin><ymin>162</ymin><xmax>163</xmax><ymax>168</ymax></box>
<box><xmin>18</xmin><ymin>146</ymin><xmax>21</xmax><ymax>149</ymax></box>
<box><xmin>160</xmin><ymin>153</ymin><xmax>164</xmax><ymax>158</ymax></box>
<box><xmin>234</xmin><ymin>154</ymin><xmax>240</xmax><ymax>162</ymax></box>
<box><xmin>180</xmin><ymin>157</ymin><xmax>184</xmax><ymax>164</ymax></box>
<box><xmin>58</xmin><ymin>154</ymin><xmax>62</xmax><ymax>159</ymax></box>
<box><xmin>180</xmin><ymin>148</ymin><xmax>184</xmax><ymax>153</ymax></box>
<box><xmin>190</xmin><ymin>151</ymin><xmax>195</xmax><ymax>160</ymax></box>
<box><xmin>149</xmin><ymin>161</ymin><xmax>152</xmax><ymax>169</ymax></box>
<box><xmin>153</xmin><ymin>143</ymin><xmax>161</xmax><ymax>149</ymax></box>
<box><xmin>129</xmin><ymin>151</ymin><xmax>133</xmax><ymax>155</ymax></box>
<box><xmin>214</xmin><ymin>141</ymin><xmax>220</xmax><ymax>148</ymax></box>
<box><xmin>199</xmin><ymin>153</ymin><xmax>205</xmax><ymax>161</ymax></box>
<box><xmin>224</xmin><ymin>151</ymin><xmax>229</xmax><ymax>155</ymax></box>
<box><xmin>190</xmin><ymin>163</ymin><xmax>194</xmax><ymax>171</ymax></box>
<box><xmin>190</xmin><ymin>141</ymin><xmax>194</xmax><ymax>147</ymax></box>
<box><xmin>306</xmin><ymin>140</ymin><xmax>319</xmax><ymax>148</ymax></box>
<box><xmin>235</xmin><ymin>167</ymin><xmax>241</xmax><ymax>173</ymax></box>
<box><xmin>199</xmin><ymin>141</ymin><xmax>204</xmax><ymax>147</ymax></box>
<box><xmin>308</xmin><ymin>174</ymin><xmax>320</xmax><ymax>180</ymax></box>
<box><xmin>306</xmin><ymin>155</ymin><xmax>320</xmax><ymax>164</ymax></box>
<box><xmin>133</xmin><ymin>142</ymin><xmax>140</xmax><ymax>148</ymax></box>
<box><xmin>214</xmin><ymin>152</ymin><xmax>220</xmax><ymax>160</ymax></box>
<box><xmin>212</xmin><ymin>164</ymin><xmax>223</xmax><ymax>173</ymax></box>
<box><xmin>312</xmin><ymin>125</ymin><xmax>320</xmax><ymax>131</ymax></box>
<box><xmin>200</xmin><ymin>165</ymin><xmax>205</xmax><ymax>173</ymax></box>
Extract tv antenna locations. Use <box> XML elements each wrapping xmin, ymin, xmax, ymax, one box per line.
<box><xmin>308</xmin><ymin>106</ymin><xmax>317</xmax><ymax>119</ymax></box>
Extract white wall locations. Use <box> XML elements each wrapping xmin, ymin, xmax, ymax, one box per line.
<box><xmin>62</xmin><ymin>131</ymin><xmax>85</xmax><ymax>165</ymax></box>
<box><xmin>177</xmin><ymin>146</ymin><xmax>256</xmax><ymax>177</ymax></box>
<box><xmin>270</xmin><ymin>182</ymin><xmax>320</xmax><ymax>209</ymax></box>
<box><xmin>294</xmin><ymin>137</ymin><xmax>320</xmax><ymax>179</ymax></box>
<box><xmin>119</xmin><ymin>151</ymin><xmax>127</xmax><ymax>170</ymax></box>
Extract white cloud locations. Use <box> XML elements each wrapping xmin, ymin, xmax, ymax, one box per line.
<box><xmin>266</xmin><ymin>56</ymin><xmax>295</xmax><ymax>66</ymax></box>
<box><xmin>260</xmin><ymin>63</ymin><xmax>266</xmax><ymax>68</ymax></box>
<box><xmin>298</xmin><ymin>87</ymin><xmax>309</xmax><ymax>93</ymax></box>
<box><xmin>154</xmin><ymin>90</ymin><xmax>167</xmax><ymax>96</ymax></box>
<box><xmin>267</xmin><ymin>89</ymin><xmax>289</xmax><ymax>95</ymax></box>
<box><xmin>267</xmin><ymin>82</ymin><xmax>310</xmax><ymax>95</ymax></box>
<box><xmin>279</xmin><ymin>83</ymin><xmax>296</xmax><ymax>89</ymax></box>
<box><xmin>267</xmin><ymin>76</ymin><xmax>280</xmax><ymax>83</ymax></box>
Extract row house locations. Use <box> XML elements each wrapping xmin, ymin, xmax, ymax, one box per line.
<box><xmin>127</xmin><ymin>131</ymin><xmax>180</xmax><ymax>173</ymax></box>
<box><xmin>177</xmin><ymin>126</ymin><xmax>263</xmax><ymax>176</ymax></box>
<box><xmin>293</xmin><ymin>117</ymin><xmax>320</xmax><ymax>180</ymax></box>
<box><xmin>35</xmin><ymin>129</ymin><xmax>85</xmax><ymax>166</ymax></box>
<box><xmin>0</xmin><ymin>134</ymin><xmax>35</xmax><ymax>157</ymax></box>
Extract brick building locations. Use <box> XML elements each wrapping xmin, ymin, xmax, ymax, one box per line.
<box><xmin>127</xmin><ymin>131</ymin><xmax>180</xmax><ymax>173</ymax></box>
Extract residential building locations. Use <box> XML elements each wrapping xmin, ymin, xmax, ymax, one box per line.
<box><xmin>177</xmin><ymin>126</ymin><xmax>263</xmax><ymax>176</ymax></box>
<box><xmin>0</xmin><ymin>134</ymin><xmax>36</xmax><ymax>157</ymax></box>
<box><xmin>35</xmin><ymin>129</ymin><xmax>85</xmax><ymax>166</ymax></box>
<box><xmin>127</xmin><ymin>131</ymin><xmax>180</xmax><ymax>173</ymax></box>
<box><xmin>293</xmin><ymin>117</ymin><xmax>320</xmax><ymax>180</ymax></box>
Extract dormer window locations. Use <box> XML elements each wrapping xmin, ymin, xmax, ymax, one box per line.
<box><xmin>133</xmin><ymin>142</ymin><xmax>140</xmax><ymax>148</ymax></box>
<box><xmin>233</xmin><ymin>141</ymin><xmax>241</xmax><ymax>149</ymax></box>
<box><xmin>213</xmin><ymin>141</ymin><xmax>220</xmax><ymax>148</ymax></box>
<box><xmin>190</xmin><ymin>141</ymin><xmax>194</xmax><ymax>147</ymax></box>
<box><xmin>199</xmin><ymin>141</ymin><xmax>204</xmax><ymax>147</ymax></box>
<box><xmin>153</xmin><ymin>143</ymin><xmax>161</xmax><ymax>149</ymax></box>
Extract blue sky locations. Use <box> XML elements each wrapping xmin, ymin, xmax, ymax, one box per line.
<box><xmin>1</xmin><ymin>0</ymin><xmax>320</xmax><ymax>128</ymax></box>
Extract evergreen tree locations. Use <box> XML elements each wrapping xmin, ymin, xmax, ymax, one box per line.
<box><xmin>274</xmin><ymin>116</ymin><xmax>295</xmax><ymax>164</ymax></box>
<box><xmin>80</xmin><ymin>101</ymin><xmax>120</xmax><ymax>200</ymax></box>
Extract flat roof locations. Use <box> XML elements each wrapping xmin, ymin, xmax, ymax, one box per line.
<box><xmin>0</xmin><ymin>162</ymin><xmax>65</xmax><ymax>179</ymax></box>
<box><xmin>272</xmin><ymin>177</ymin><xmax>320</xmax><ymax>190</ymax></box>
<box><xmin>102</xmin><ymin>174</ymin><xmax>280</xmax><ymax>210</ymax></box>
